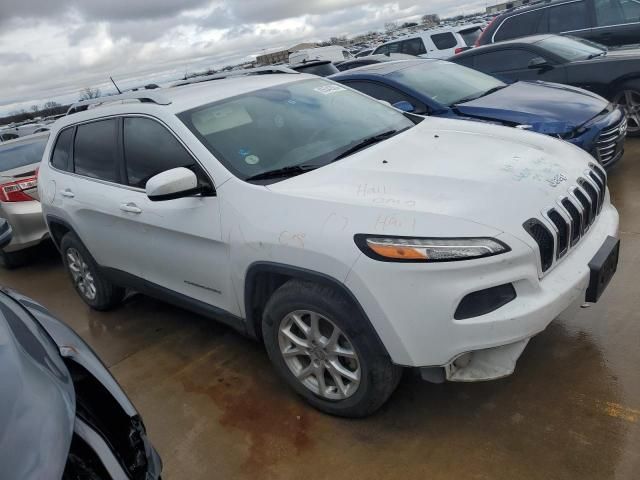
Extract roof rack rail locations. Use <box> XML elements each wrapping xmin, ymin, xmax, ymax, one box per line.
<box><xmin>173</xmin><ymin>66</ymin><xmax>298</xmax><ymax>87</ymax></box>
<box><xmin>66</xmin><ymin>91</ymin><xmax>172</xmax><ymax>115</ymax></box>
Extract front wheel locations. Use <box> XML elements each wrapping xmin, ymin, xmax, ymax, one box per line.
<box><xmin>262</xmin><ymin>279</ymin><xmax>402</xmax><ymax>417</ymax></box>
<box><xmin>612</xmin><ymin>84</ymin><xmax>640</xmax><ymax>136</ymax></box>
<box><xmin>60</xmin><ymin>233</ymin><xmax>125</xmax><ymax>311</ymax></box>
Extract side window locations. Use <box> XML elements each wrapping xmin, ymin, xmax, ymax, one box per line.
<box><xmin>596</xmin><ymin>0</ymin><xmax>640</xmax><ymax>26</ymax></box>
<box><xmin>402</xmin><ymin>38</ymin><xmax>427</xmax><ymax>55</ymax></box>
<box><xmin>474</xmin><ymin>49</ymin><xmax>541</xmax><ymax>72</ymax></box>
<box><xmin>124</xmin><ymin>117</ymin><xmax>201</xmax><ymax>189</ymax></box>
<box><xmin>494</xmin><ymin>10</ymin><xmax>544</xmax><ymax>41</ymax></box>
<box><xmin>74</xmin><ymin>119</ymin><xmax>118</xmax><ymax>182</ymax></box>
<box><xmin>1</xmin><ymin>133</ymin><xmax>18</xmax><ymax>141</ymax></box>
<box><xmin>431</xmin><ymin>32</ymin><xmax>457</xmax><ymax>50</ymax></box>
<box><xmin>343</xmin><ymin>81</ymin><xmax>426</xmax><ymax>113</ymax></box>
<box><xmin>51</xmin><ymin>127</ymin><xmax>74</xmax><ymax>171</ymax></box>
<box><xmin>373</xmin><ymin>44</ymin><xmax>389</xmax><ymax>55</ymax></box>
<box><xmin>547</xmin><ymin>1</ymin><xmax>590</xmax><ymax>31</ymax></box>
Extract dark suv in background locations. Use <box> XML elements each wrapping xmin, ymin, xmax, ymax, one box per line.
<box><xmin>478</xmin><ymin>0</ymin><xmax>640</xmax><ymax>47</ymax></box>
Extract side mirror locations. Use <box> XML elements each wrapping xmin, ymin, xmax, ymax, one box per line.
<box><xmin>393</xmin><ymin>100</ymin><xmax>415</xmax><ymax>113</ymax></box>
<box><xmin>0</xmin><ymin>219</ymin><xmax>12</xmax><ymax>249</ymax></box>
<box><xmin>146</xmin><ymin>167</ymin><xmax>200</xmax><ymax>201</ymax></box>
<box><xmin>528</xmin><ymin>57</ymin><xmax>551</xmax><ymax>70</ymax></box>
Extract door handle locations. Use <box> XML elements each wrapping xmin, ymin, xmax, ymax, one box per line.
<box><xmin>60</xmin><ymin>189</ymin><xmax>75</xmax><ymax>198</ymax></box>
<box><xmin>120</xmin><ymin>203</ymin><xmax>142</xmax><ymax>214</ymax></box>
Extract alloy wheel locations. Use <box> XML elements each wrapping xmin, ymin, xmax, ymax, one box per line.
<box><xmin>66</xmin><ymin>248</ymin><xmax>97</xmax><ymax>300</ymax></box>
<box><xmin>613</xmin><ymin>89</ymin><xmax>640</xmax><ymax>134</ymax></box>
<box><xmin>278</xmin><ymin>309</ymin><xmax>361</xmax><ymax>400</ymax></box>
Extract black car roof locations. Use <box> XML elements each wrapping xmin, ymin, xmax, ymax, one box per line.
<box><xmin>496</xmin><ymin>0</ymin><xmax>573</xmax><ymax>17</ymax></box>
<box><xmin>453</xmin><ymin>34</ymin><xmax>555</xmax><ymax>58</ymax></box>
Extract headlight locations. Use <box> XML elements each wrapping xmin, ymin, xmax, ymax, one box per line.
<box><xmin>354</xmin><ymin>235</ymin><xmax>510</xmax><ymax>262</ymax></box>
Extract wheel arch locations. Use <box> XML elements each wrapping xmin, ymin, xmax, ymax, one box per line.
<box><xmin>45</xmin><ymin>215</ymin><xmax>76</xmax><ymax>251</ymax></box>
<box><xmin>606</xmin><ymin>74</ymin><xmax>640</xmax><ymax>99</ymax></box>
<box><xmin>243</xmin><ymin>262</ymin><xmax>390</xmax><ymax>357</ymax></box>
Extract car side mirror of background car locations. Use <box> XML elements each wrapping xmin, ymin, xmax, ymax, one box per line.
<box><xmin>146</xmin><ymin>167</ymin><xmax>201</xmax><ymax>201</ymax></box>
<box><xmin>528</xmin><ymin>57</ymin><xmax>551</xmax><ymax>70</ymax></box>
<box><xmin>0</xmin><ymin>219</ymin><xmax>12</xmax><ymax>249</ymax></box>
<box><xmin>393</xmin><ymin>100</ymin><xmax>416</xmax><ymax>113</ymax></box>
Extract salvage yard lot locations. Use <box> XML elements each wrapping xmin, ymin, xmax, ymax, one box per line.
<box><xmin>3</xmin><ymin>143</ymin><xmax>640</xmax><ymax>480</ymax></box>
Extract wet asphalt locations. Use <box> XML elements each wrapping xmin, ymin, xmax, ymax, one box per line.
<box><xmin>1</xmin><ymin>141</ymin><xmax>639</xmax><ymax>480</ymax></box>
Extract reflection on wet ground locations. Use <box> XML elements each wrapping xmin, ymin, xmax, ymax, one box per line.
<box><xmin>1</xmin><ymin>143</ymin><xmax>640</xmax><ymax>479</ymax></box>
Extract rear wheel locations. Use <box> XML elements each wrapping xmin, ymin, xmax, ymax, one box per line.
<box><xmin>262</xmin><ymin>279</ymin><xmax>402</xmax><ymax>417</ymax></box>
<box><xmin>612</xmin><ymin>83</ymin><xmax>640</xmax><ymax>136</ymax></box>
<box><xmin>60</xmin><ymin>233</ymin><xmax>125</xmax><ymax>310</ymax></box>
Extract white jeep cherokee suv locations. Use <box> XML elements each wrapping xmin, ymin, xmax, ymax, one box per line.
<box><xmin>39</xmin><ymin>71</ymin><xmax>619</xmax><ymax>417</ymax></box>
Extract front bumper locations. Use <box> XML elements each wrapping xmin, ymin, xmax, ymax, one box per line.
<box><xmin>345</xmin><ymin>203</ymin><xmax>619</xmax><ymax>379</ymax></box>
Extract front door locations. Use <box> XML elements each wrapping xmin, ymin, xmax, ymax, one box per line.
<box><xmin>119</xmin><ymin>116</ymin><xmax>236</xmax><ymax>314</ymax></box>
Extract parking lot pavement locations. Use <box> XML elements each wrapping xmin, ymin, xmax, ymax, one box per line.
<box><xmin>2</xmin><ymin>144</ymin><xmax>640</xmax><ymax>480</ymax></box>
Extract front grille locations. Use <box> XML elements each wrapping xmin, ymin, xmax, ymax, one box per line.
<box><xmin>596</xmin><ymin>116</ymin><xmax>626</xmax><ymax>167</ymax></box>
<box><xmin>524</xmin><ymin>163</ymin><xmax>607</xmax><ymax>274</ymax></box>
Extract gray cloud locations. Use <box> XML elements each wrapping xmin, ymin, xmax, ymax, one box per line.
<box><xmin>0</xmin><ymin>1</ymin><xmax>484</xmax><ymax>116</ymax></box>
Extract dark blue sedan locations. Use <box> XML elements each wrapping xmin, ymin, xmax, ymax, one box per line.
<box><xmin>330</xmin><ymin>59</ymin><xmax>626</xmax><ymax>169</ymax></box>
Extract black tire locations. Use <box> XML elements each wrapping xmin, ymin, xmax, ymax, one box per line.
<box><xmin>612</xmin><ymin>82</ymin><xmax>640</xmax><ymax>137</ymax></box>
<box><xmin>0</xmin><ymin>249</ymin><xmax>25</xmax><ymax>269</ymax></box>
<box><xmin>60</xmin><ymin>232</ymin><xmax>125</xmax><ymax>311</ymax></box>
<box><xmin>262</xmin><ymin>279</ymin><xmax>402</xmax><ymax>418</ymax></box>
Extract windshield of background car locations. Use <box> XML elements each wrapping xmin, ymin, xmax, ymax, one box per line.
<box><xmin>0</xmin><ymin>136</ymin><xmax>48</xmax><ymax>171</ymax></box>
<box><xmin>536</xmin><ymin>36</ymin><xmax>605</xmax><ymax>61</ymax></box>
<box><xmin>388</xmin><ymin>61</ymin><xmax>505</xmax><ymax>106</ymax></box>
<box><xmin>179</xmin><ymin>78</ymin><xmax>414</xmax><ymax>180</ymax></box>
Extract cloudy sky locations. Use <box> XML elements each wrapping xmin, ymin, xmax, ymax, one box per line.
<box><xmin>0</xmin><ymin>0</ymin><xmax>485</xmax><ymax>116</ymax></box>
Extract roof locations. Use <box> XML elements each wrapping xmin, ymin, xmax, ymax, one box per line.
<box><xmin>494</xmin><ymin>0</ymin><xmax>571</xmax><ymax>17</ymax></box>
<box><xmin>331</xmin><ymin>59</ymin><xmax>438</xmax><ymax>78</ymax></box>
<box><xmin>453</xmin><ymin>34</ymin><xmax>555</xmax><ymax>57</ymax></box>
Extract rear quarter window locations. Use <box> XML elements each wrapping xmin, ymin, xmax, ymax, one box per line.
<box><xmin>494</xmin><ymin>10</ymin><xmax>545</xmax><ymax>41</ymax></box>
<box><xmin>50</xmin><ymin>127</ymin><xmax>74</xmax><ymax>171</ymax></box>
<box><xmin>431</xmin><ymin>32</ymin><xmax>457</xmax><ymax>50</ymax></box>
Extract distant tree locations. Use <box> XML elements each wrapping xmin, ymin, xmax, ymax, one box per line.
<box><xmin>421</xmin><ymin>14</ymin><xmax>440</xmax><ymax>26</ymax></box>
<box><xmin>79</xmin><ymin>87</ymin><xmax>101</xmax><ymax>101</ymax></box>
<box><xmin>384</xmin><ymin>21</ymin><xmax>397</xmax><ymax>32</ymax></box>
<box><xmin>30</xmin><ymin>104</ymin><xmax>39</xmax><ymax>113</ymax></box>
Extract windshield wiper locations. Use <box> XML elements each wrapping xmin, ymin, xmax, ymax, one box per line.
<box><xmin>330</xmin><ymin>130</ymin><xmax>400</xmax><ymax>163</ymax></box>
<box><xmin>587</xmin><ymin>51</ymin><xmax>607</xmax><ymax>59</ymax></box>
<box><xmin>245</xmin><ymin>164</ymin><xmax>319</xmax><ymax>182</ymax></box>
<box><xmin>454</xmin><ymin>85</ymin><xmax>507</xmax><ymax>105</ymax></box>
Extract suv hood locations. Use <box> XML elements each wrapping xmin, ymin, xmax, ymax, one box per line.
<box><xmin>454</xmin><ymin>81</ymin><xmax>608</xmax><ymax>135</ymax></box>
<box><xmin>0</xmin><ymin>290</ymin><xmax>74</xmax><ymax>480</ymax></box>
<box><xmin>269</xmin><ymin>117</ymin><xmax>593</xmax><ymax>244</ymax></box>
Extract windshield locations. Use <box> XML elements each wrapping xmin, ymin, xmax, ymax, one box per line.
<box><xmin>0</xmin><ymin>136</ymin><xmax>47</xmax><ymax>171</ymax></box>
<box><xmin>388</xmin><ymin>61</ymin><xmax>505</xmax><ymax>106</ymax></box>
<box><xmin>536</xmin><ymin>36</ymin><xmax>606</xmax><ymax>61</ymax></box>
<box><xmin>179</xmin><ymin>78</ymin><xmax>414</xmax><ymax>181</ymax></box>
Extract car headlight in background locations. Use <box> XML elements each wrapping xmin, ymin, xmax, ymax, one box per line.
<box><xmin>354</xmin><ymin>235</ymin><xmax>510</xmax><ymax>262</ymax></box>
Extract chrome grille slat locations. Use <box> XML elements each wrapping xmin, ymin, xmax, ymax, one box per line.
<box><xmin>524</xmin><ymin>164</ymin><xmax>606</xmax><ymax>275</ymax></box>
<box><xmin>596</xmin><ymin>116</ymin><xmax>626</xmax><ymax>166</ymax></box>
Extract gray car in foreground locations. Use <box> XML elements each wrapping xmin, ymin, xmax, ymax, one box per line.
<box><xmin>0</xmin><ymin>219</ymin><xmax>162</xmax><ymax>479</ymax></box>
<box><xmin>0</xmin><ymin>133</ymin><xmax>50</xmax><ymax>267</ymax></box>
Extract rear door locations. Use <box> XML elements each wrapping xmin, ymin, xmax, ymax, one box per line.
<box><xmin>67</xmin><ymin>117</ymin><xmax>146</xmax><ymax>277</ymax></box>
<box><xmin>536</xmin><ymin>0</ymin><xmax>593</xmax><ymax>39</ymax></box>
<box><xmin>592</xmin><ymin>0</ymin><xmax>640</xmax><ymax>45</ymax></box>
<box><xmin>119</xmin><ymin>116</ymin><xmax>234</xmax><ymax>311</ymax></box>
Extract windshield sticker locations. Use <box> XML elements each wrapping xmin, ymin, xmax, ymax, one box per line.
<box><xmin>314</xmin><ymin>85</ymin><xmax>346</xmax><ymax>95</ymax></box>
<box><xmin>245</xmin><ymin>155</ymin><xmax>260</xmax><ymax>165</ymax></box>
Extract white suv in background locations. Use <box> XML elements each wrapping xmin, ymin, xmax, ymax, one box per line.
<box><xmin>372</xmin><ymin>24</ymin><xmax>484</xmax><ymax>58</ymax></box>
<box><xmin>39</xmin><ymin>71</ymin><xmax>619</xmax><ymax>417</ymax></box>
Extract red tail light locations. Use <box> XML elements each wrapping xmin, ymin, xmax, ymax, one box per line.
<box><xmin>454</xmin><ymin>47</ymin><xmax>465</xmax><ymax>55</ymax></box>
<box><xmin>475</xmin><ymin>17</ymin><xmax>497</xmax><ymax>46</ymax></box>
<box><xmin>0</xmin><ymin>173</ymin><xmax>38</xmax><ymax>202</ymax></box>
